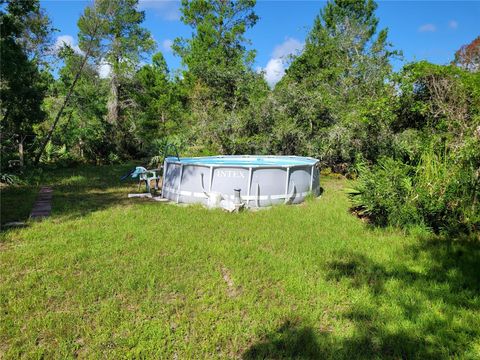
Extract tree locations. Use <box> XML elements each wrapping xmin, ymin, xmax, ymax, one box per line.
<box><xmin>133</xmin><ymin>52</ymin><xmax>183</xmax><ymax>149</ymax></box>
<box><xmin>173</xmin><ymin>0</ymin><xmax>269</xmax><ymax>154</ymax></box>
<box><xmin>273</xmin><ymin>0</ymin><xmax>398</xmax><ymax>167</ymax></box>
<box><xmin>0</xmin><ymin>0</ymin><xmax>53</xmax><ymax>167</ymax></box>
<box><xmin>80</xmin><ymin>0</ymin><xmax>155</xmax><ymax>157</ymax></box>
<box><xmin>394</xmin><ymin>61</ymin><xmax>479</xmax><ymax>146</ymax></box>
<box><xmin>454</xmin><ymin>36</ymin><xmax>480</xmax><ymax>72</ymax></box>
<box><xmin>174</xmin><ymin>0</ymin><xmax>258</xmax><ymax>107</ymax></box>
<box><xmin>352</xmin><ymin>62</ymin><xmax>480</xmax><ymax>235</ymax></box>
<box><xmin>286</xmin><ymin>0</ymin><xmax>387</xmax><ymax>82</ymax></box>
<box><xmin>42</xmin><ymin>47</ymin><xmax>109</xmax><ymax>162</ymax></box>
<box><xmin>34</xmin><ymin>2</ymin><xmax>105</xmax><ymax>165</ymax></box>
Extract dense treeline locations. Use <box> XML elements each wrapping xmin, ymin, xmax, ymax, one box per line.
<box><xmin>1</xmin><ymin>0</ymin><xmax>479</xmax><ymax>235</ymax></box>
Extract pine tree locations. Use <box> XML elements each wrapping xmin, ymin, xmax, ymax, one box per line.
<box><xmin>273</xmin><ymin>0</ymin><xmax>399</xmax><ymax>165</ymax></box>
<box><xmin>173</xmin><ymin>0</ymin><xmax>258</xmax><ymax>109</ymax></box>
<box><xmin>78</xmin><ymin>0</ymin><xmax>155</xmax><ymax>156</ymax></box>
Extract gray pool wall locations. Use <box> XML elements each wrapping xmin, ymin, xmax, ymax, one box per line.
<box><xmin>162</xmin><ymin>156</ymin><xmax>320</xmax><ymax>208</ymax></box>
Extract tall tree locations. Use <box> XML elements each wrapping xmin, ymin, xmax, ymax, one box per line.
<box><xmin>80</xmin><ymin>0</ymin><xmax>155</xmax><ymax>156</ymax></box>
<box><xmin>173</xmin><ymin>0</ymin><xmax>269</xmax><ymax>154</ymax></box>
<box><xmin>173</xmin><ymin>0</ymin><xmax>258</xmax><ymax>108</ymax></box>
<box><xmin>42</xmin><ymin>47</ymin><xmax>109</xmax><ymax>162</ymax></box>
<box><xmin>286</xmin><ymin>0</ymin><xmax>394</xmax><ymax>91</ymax></box>
<box><xmin>0</xmin><ymin>0</ymin><xmax>53</xmax><ymax>167</ymax></box>
<box><xmin>273</xmin><ymin>0</ymin><xmax>398</xmax><ymax>166</ymax></box>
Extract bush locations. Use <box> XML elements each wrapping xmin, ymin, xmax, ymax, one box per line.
<box><xmin>39</xmin><ymin>142</ymin><xmax>82</xmax><ymax>168</ymax></box>
<box><xmin>347</xmin><ymin>157</ymin><xmax>419</xmax><ymax>227</ymax></box>
<box><xmin>0</xmin><ymin>173</ymin><xmax>23</xmax><ymax>186</ymax></box>
<box><xmin>348</xmin><ymin>62</ymin><xmax>480</xmax><ymax>236</ymax></box>
<box><xmin>392</xmin><ymin>129</ymin><xmax>425</xmax><ymax>163</ymax></box>
<box><xmin>348</xmin><ymin>145</ymin><xmax>479</xmax><ymax>235</ymax></box>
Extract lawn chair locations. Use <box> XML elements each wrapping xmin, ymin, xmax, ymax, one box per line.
<box><xmin>129</xmin><ymin>166</ymin><xmax>162</xmax><ymax>193</ymax></box>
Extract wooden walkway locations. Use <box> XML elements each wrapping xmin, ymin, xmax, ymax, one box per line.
<box><xmin>30</xmin><ymin>186</ymin><xmax>53</xmax><ymax>219</ymax></box>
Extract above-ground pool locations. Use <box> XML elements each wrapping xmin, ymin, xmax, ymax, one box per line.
<box><xmin>162</xmin><ymin>155</ymin><xmax>320</xmax><ymax>208</ymax></box>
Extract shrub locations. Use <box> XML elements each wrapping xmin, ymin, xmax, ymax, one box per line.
<box><xmin>347</xmin><ymin>157</ymin><xmax>419</xmax><ymax>227</ymax></box>
<box><xmin>392</xmin><ymin>129</ymin><xmax>426</xmax><ymax>163</ymax></box>
<box><xmin>39</xmin><ymin>142</ymin><xmax>82</xmax><ymax>168</ymax></box>
<box><xmin>0</xmin><ymin>173</ymin><xmax>23</xmax><ymax>186</ymax></box>
<box><xmin>348</xmin><ymin>145</ymin><xmax>479</xmax><ymax>235</ymax></box>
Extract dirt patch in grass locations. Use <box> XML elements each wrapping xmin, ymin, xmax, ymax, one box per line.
<box><xmin>220</xmin><ymin>265</ymin><xmax>242</xmax><ymax>298</ymax></box>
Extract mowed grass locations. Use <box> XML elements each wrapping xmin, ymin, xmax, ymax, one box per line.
<box><xmin>1</xmin><ymin>165</ymin><xmax>479</xmax><ymax>359</ymax></box>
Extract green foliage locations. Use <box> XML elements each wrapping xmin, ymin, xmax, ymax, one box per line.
<box><xmin>350</xmin><ymin>57</ymin><xmax>480</xmax><ymax>235</ymax></box>
<box><xmin>173</xmin><ymin>0</ymin><xmax>270</xmax><ymax>154</ymax></box>
<box><xmin>78</xmin><ymin>0</ymin><xmax>155</xmax><ymax>158</ymax></box>
<box><xmin>132</xmin><ymin>52</ymin><xmax>184</xmax><ymax>150</ymax></box>
<box><xmin>347</xmin><ymin>157</ymin><xmax>417</xmax><ymax>227</ymax></box>
<box><xmin>174</xmin><ymin>0</ymin><xmax>258</xmax><ymax>106</ymax></box>
<box><xmin>148</xmin><ymin>136</ymin><xmax>186</xmax><ymax>168</ymax></box>
<box><xmin>287</xmin><ymin>0</ymin><xmax>393</xmax><ymax>83</ymax></box>
<box><xmin>350</xmin><ymin>144</ymin><xmax>479</xmax><ymax>235</ymax></box>
<box><xmin>0</xmin><ymin>172</ymin><xmax>23</xmax><ymax>186</ymax></box>
<box><xmin>0</xmin><ymin>0</ymin><xmax>53</xmax><ymax>168</ymax></box>
<box><xmin>41</xmin><ymin>47</ymin><xmax>110</xmax><ymax>164</ymax></box>
<box><xmin>393</xmin><ymin>61</ymin><xmax>478</xmax><ymax>135</ymax></box>
<box><xmin>272</xmin><ymin>0</ymin><xmax>398</xmax><ymax>168</ymax></box>
<box><xmin>39</xmin><ymin>141</ymin><xmax>81</xmax><ymax>168</ymax></box>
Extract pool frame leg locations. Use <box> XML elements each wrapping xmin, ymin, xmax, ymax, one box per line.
<box><xmin>161</xmin><ymin>160</ymin><xmax>167</xmax><ymax>198</ymax></box>
<box><xmin>176</xmin><ymin>164</ymin><xmax>183</xmax><ymax>203</ymax></box>
<box><xmin>247</xmin><ymin>167</ymin><xmax>252</xmax><ymax>208</ymax></box>
<box><xmin>284</xmin><ymin>167</ymin><xmax>290</xmax><ymax>204</ymax></box>
<box><xmin>310</xmin><ymin>164</ymin><xmax>314</xmax><ymax>193</ymax></box>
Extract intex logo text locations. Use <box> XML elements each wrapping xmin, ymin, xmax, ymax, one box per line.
<box><xmin>216</xmin><ymin>170</ymin><xmax>246</xmax><ymax>178</ymax></box>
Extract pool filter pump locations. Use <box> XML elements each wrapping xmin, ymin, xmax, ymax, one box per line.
<box><xmin>233</xmin><ymin>189</ymin><xmax>242</xmax><ymax>205</ymax></box>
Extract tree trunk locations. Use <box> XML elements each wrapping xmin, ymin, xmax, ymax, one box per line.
<box><xmin>107</xmin><ymin>34</ymin><xmax>120</xmax><ymax>126</ymax></box>
<box><xmin>107</xmin><ymin>44</ymin><xmax>120</xmax><ymax>154</ymax></box>
<box><xmin>161</xmin><ymin>111</ymin><xmax>165</xmax><ymax>133</ymax></box>
<box><xmin>18</xmin><ymin>138</ymin><xmax>24</xmax><ymax>167</ymax></box>
<box><xmin>107</xmin><ymin>70</ymin><xmax>119</xmax><ymax>125</ymax></box>
<box><xmin>79</xmin><ymin>139</ymin><xmax>84</xmax><ymax>159</ymax></box>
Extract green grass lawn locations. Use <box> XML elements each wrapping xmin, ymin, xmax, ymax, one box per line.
<box><xmin>1</xmin><ymin>164</ymin><xmax>479</xmax><ymax>359</ymax></box>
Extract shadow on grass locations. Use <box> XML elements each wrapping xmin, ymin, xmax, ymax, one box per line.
<box><xmin>0</xmin><ymin>185</ymin><xmax>39</xmax><ymax>226</ymax></box>
<box><xmin>244</xmin><ymin>236</ymin><xmax>480</xmax><ymax>359</ymax></box>
<box><xmin>243</xmin><ymin>319</ymin><xmax>323</xmax><ymax>359</ymax></box>
<box><xmin>1</xmin><ymin>163</ymin><xmax>156</xmax><ymax>226</ymax></box>
<box><xmin>331</xmin><ymin>236</ymin><xmax>480</xmax><ymax>358</ymax></box>
<box><xmin>242</xmin><ymin>317</ymin><xmax>429</xmax><ymax>359</ymax></box>
<box><xmin>48</xmin><ymin>163</ymin><xmax>152</xmax><ymax>221</ymax></box>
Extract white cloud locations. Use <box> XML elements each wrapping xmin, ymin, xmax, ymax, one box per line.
<box><xmin>448</xmin><ymin>20</ymin><xmax>458</xmax><ymax>29</ymax></box>
<box><xmin>272</xmin><ymin>37</ymin><xmax>303</xmax><ymax>59</ymax></box>
<box><xmin>260</xmin><ymin>37</ymin><xmax>304</xmax><ymax>88</ymax></box>
<box><xmin>98</xmin><ymin>61</ymin><xmax>111</xmax><ymax>79</ymax></box>
<box><xmin>138</xmin><ymin>0</ymin><xmax>180</xmax><ymax>21</ymax></box>
<box><xmin>418</xmin><ymin>23</ymin><xmax>436</xmax><ymax>33</ymax></box>
<box><xmin>162</xmin><ymin>39</ymin><xmax>173</xmax><ymax>52</ymax></box>
<box><xmin>263</xmin><ymin>58</ymin><xmax>285</xmax><ymax>88</ymax></box>
<box><xmin>54</xmin><ymin>35</ymin><xmax>83</xmax><ymax>54</ymax></box>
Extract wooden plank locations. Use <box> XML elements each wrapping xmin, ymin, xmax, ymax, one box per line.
<box><xmin>30</xmin><ymin>186</ymin><xmax>53</xmax><ymax>220</ymax></box>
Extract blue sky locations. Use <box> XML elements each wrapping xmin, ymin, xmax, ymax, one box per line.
<box><xmin>43</xmin><ymin>0</ymin><xmax>480</xmax><ymax>85</ymax></box>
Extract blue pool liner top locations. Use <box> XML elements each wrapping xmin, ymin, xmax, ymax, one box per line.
<box><xmin>165</xmin><ymin>155</ymin><xmax>319</xmax><ymax>167</ymax></box>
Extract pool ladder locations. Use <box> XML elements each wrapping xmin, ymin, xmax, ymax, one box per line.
<box><xmin>164</xmin><ymin>143</ymin><xmax>180</xmax><ymax>161</ymax></box>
